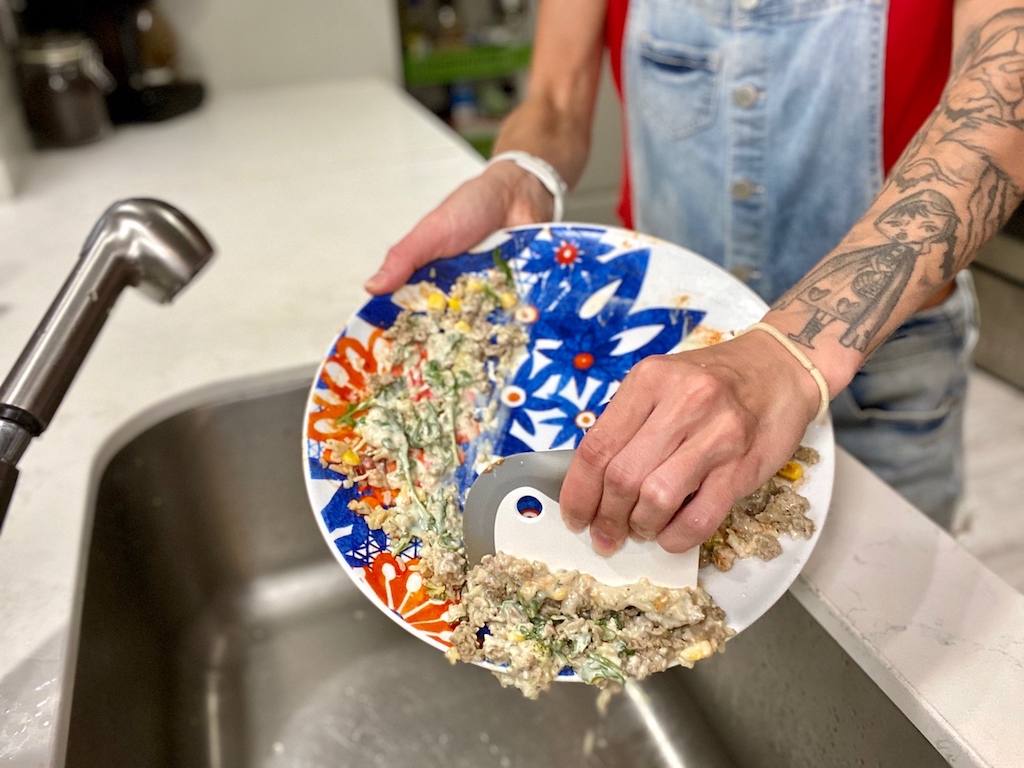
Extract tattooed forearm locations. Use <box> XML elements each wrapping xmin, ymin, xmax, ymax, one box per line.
<box><xmin>777</xmin><ymin>190</ymin><xmax>960</xmax><ymax>353</ymax></box>
<box><xmin>896</xmin><ymin>8</ymin><xmax>1024</xmax><ymax>271</ymax></box>
<box><xmin>773</xmin><ymin>7</ymin><xmax>1024</xmax><ymax>362</ymax></box>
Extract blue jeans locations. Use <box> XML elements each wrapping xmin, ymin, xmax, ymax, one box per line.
<box><xmin>622</xmin><ymin>0</ymin><xmax>974</xmax><ymax>526</ymax></box>
<box><xmin>830</xmin><ymin>271</ymin><xmax>979</xmax><ymax>528</ymax></box>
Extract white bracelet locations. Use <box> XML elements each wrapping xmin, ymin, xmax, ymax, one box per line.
<box><xmin>745</xmin><ymin>322</ymin><xmax>832</xmax><ymax>421</ymax></box>
<box><xmin>486</xmin><ymin>150</ymin><xmax>567</xmax><ymax>222</ymax></box>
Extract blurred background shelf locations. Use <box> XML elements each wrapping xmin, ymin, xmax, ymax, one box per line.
<box><xmin>394</xmin><ymin>0</ymin><xmax>622</xmax><ymax>223</ymax></box>
<box><xmin>396</xmin><ymin>0</ymin><xmax>533</xmax><ymax>159</ymax></box>
<box><xmin>403</xmin><ymin>44</ymin><xmax>531</xmax><ymax>87</ymax></box>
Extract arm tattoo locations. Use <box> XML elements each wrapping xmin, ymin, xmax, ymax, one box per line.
<box><xmin>776</xmin><ymin>8</ymin><xmax>1024</xmax><ymax>355</ymax></box>
<box><xmin>777</xmin><ymin>191</ymin><xmax>960</xmax><ymax>353</ymax></box>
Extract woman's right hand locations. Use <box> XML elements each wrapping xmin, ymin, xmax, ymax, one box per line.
<box><xmin>364</xmin><ymin>160</ymin><xmax>556</xmax><ymax>295</ymax></box>
<box><xmin>365</xmin><ymin>0</ymin><xmax>609</xmax><ymax>296</ymax></box>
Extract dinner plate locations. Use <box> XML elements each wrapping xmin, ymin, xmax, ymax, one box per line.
<box><xmin>303</xmin><ymin>223</ymin><xmax>834</xmax><ymax>677</ymax></box>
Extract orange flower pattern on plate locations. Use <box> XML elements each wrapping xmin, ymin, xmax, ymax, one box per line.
<box><xmin>364</xmin><ymin>552</ymin><xmax>455</xmax><ymax>646</ymax></box>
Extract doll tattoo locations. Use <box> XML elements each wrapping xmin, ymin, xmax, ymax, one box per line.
<box><xmin>777</xmin><ymin>190</ymin><xmax>960</xmax><ymax>353</ymax></box>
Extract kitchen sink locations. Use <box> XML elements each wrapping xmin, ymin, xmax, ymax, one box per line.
<box><xmin>65</xmin><ymin>375</ymin><xmax>949</xmax><ymax>768</ymax></box>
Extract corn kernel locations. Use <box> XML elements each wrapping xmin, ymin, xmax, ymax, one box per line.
<box><xmin>777</xmin><ymin>461</ymin><xmax>803</xmax><ymax>481</ymax></box>
<box><xmin>448</xmin><ymin>296</ymin><xmax>462</xmax><ymax>312</ymax></box>
<box><xmin>341</xmin><ymin>450</ymin><xmax>361</xmax><ymax>466</ymax></box>
<box><xmin>680</xmin><ymin>640</ymin><xmax>713</xmax><ymax>663</ymax></box>
<box><xmin>454</xmin><ymin>320</ymin><xmax>472</xmax><ymax>334</ymax></box>
<box><xmin>427</xmin><ymin>292</ymin><xmax>446</xmax><ymax>311</ymax></box>
<box><xmin>466</xmin><ymin>278</ymin><xmax>483</xmax><ymax>293</ymax></box>
<box><xmin>499</xmin><ymin>291</ymin><xmax>517</xmax><ymax>309</ymax></box>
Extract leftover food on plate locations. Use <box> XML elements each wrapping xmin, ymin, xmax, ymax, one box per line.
<box><xmin>447</xmin><ymin>450</ymin><xmax>818</xmax><ymax>698</ymax></box>
<box><xmin>315</xmin><ymin>263</ymin><xmax>820</xmax><ymax>698</ymax></box>
<box><xmin>322</xmin><ymin>266</ymin><xmax>526</xmax><ymax>602</ymax></box>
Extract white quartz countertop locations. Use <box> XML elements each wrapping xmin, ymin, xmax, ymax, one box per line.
<box><xmin>0</xmin><ymin>79</ymin><xmax>1021</xmax><ymax>767</ymax></box>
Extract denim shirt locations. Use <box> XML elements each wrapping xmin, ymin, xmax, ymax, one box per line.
<box><xmin>623</xmin><ymin>0</ymin><xmax>887</xmax><ymax>304</ymax></box>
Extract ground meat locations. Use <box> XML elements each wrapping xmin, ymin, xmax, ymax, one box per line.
<box><xmin>699</xmin><ymin>447</ymin><xmax>819</xmax><ymax>572</ymax></box>
<box><xmin>793</xmin><ymin>445</ymin><xmax>820</xmax><ymax>465</ymax></box>
<box><xmin>450</xmin><ymin>448</ymin><xmax>819</xmax><ymax>697</ymax></box>
<box><xmin>416</xmin><ymin>531</ymin><xmax>468</xmax><ymax>601</ymax></box>
<box><xmin>447</xmin><ymin>552</ymin><xmax>734</xmax><ymax>699</ymax></box>
<box><xmin>757</xmin><ymin>486</ymin><xmax>815</xmax><ymax>540</ymax></box>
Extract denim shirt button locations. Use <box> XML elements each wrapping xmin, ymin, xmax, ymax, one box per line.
<box><xmin>738</xmin><ymin>0</ymin><xmax>760</xmax><ymax>10</ymax></box>
<box><xmin>731</xmin><ymin>179</ymin><xmax>758</xmax><ymax>200</ymax></box>
<box><xmin>733</xmin><ymin>84</ymin><xmax>760</xmax><ymax>108</ymax></box>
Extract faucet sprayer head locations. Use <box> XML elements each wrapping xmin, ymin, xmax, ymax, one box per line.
<box><xmin>81</xmin><ymin>198</ymin><xmax>215</xmax><ymax>303</ymax></box>
<box><xmin>0</xmin><ymin>198</ymin><xmax>215</xmax><ymax>531</ymax></box>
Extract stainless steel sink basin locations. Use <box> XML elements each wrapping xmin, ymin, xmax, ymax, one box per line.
<box><xmin>65</xmin><ymin>375</ymin><xmax>949</xmax><ymax>767</ymax></box>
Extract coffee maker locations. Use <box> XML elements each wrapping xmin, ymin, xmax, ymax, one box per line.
<box><xmin>16</xmin><ymin>0</ymin><xmax>204</xmax><ymax>123</ymax></box>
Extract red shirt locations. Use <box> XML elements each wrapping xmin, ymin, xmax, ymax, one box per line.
<box><xmin>604</xmin><ymin>0</ymin><xmax>954</xmax><ymax>228</ymax></box>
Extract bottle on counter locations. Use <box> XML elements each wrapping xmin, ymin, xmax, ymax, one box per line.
<box><xmin>449</xmin><ymin>81</ymin><xmax>478</xmax><ymax>134</ymax></box>
<box><xmin>449</xmin><ymin>81</ymin><xmax>503</xmax><ymax>156</ymax></box>
<box><xmin>435</xmin><ymin>2</ymin><xmax>465</xmax><ymax>49</ymax></box>
<box><xmin>87</xmin><ymin>1</ymin><xmax>205</xmax><ymax>124</ymax></box>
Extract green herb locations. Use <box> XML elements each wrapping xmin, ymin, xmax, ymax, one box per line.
<box><xmin>515</xmin><ymin>615</ymin><xmax>550</xmax><ymax>643</ymax></box>
<box><xmin>389</xmin><ymin>532</ymin><xmax>413</xmax><ymax>555</ymax></box>
<box><xmin>334</xmin><ymin>398</ymin><xmax>372</xmax><ymax>427</ymax></box>
<box><xmin>567</xmin><ymin>631</ymin><xmax>593</xmax><ymax>657</ymax></box>
<box><xmin>482</xmin><ymin>284</ymin><xmax>501</xmax><ymax>304</ymax></box>
<box><xmin>372</xmin><ymin>406</ymin><xmax>427</xmax><ymax>519</ymax></box>
<box><xmin>409</xmin><ymin>399</ymin><xmax>442</xmax><ymax>448</ymax></box>
<box><xmin>517</xmin><ymin>595</ymin><xmax>543</xmax><ymax>620</ymax></box>
<box><xmin>492</xmin><ymin>247</ymin><xmax>514</xmax><ymax>285</ymax></box>
<box><xmin>425</xmin><ymin>582</ymin><xmax>447</xmax><ymax>599</ymax></box>
<box><xmin>440</xmin><ymin>394</ymin><xmax>461</xmax><ymax>466</ymax></box>
<box><xmin>401</xmin><ymin>459</ymin><xmax>427</xmax><ymax>518</ymax></box>
<box><xmin>423</xmin><ymin>359</ymin><xmax>445</xmax><ymax>387</ymax></box>
<box><xmin>578</xmin><ymin>653</ymin><xmax>626</xmax><ymax>685</ymax></box>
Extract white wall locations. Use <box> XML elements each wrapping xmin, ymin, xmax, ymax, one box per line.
<box><xmin>160</xmin><ymin>0</ymin><xmax>402</xmax><ymax>91</ymax></box>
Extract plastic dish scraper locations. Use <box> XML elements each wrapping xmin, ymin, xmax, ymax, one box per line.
<box><xmin>463</xmin><ymin>450</ymin><xmax>699</xmax><ymax>589</ymax></box>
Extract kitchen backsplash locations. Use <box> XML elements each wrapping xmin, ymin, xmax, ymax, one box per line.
<box><xmin>1</xmin><ymin>0</ymin><xmax>403</xmax><ymax>199</ymax></box>
<box><xmin>160</xmin><ymin>0</ymin><xmax>402</xmax><ymax>91</ymax></box>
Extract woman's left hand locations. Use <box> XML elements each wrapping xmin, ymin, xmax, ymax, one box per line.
<box><xmin>558</xmin><ymin>331</ymin><xmax>822</xmax><ymax>555</ymax></box>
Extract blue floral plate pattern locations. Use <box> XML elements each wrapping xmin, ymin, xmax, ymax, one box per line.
<box><xmin>303</xmin><ymin>224</ymin><xmax>835</xmax><ymax>675</ymax></box>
